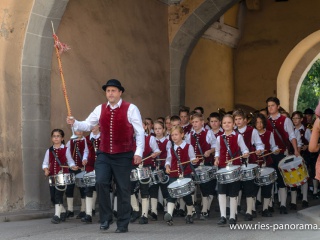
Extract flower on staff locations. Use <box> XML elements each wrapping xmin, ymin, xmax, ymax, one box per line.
<box><xmin>53</xmin><ymin>34</ymin><xmax>71</xmax><ymax>55</ymax></box>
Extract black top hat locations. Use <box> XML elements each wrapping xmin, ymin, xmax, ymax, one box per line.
<box><xmin>102</xmin><ymin>79</ymin><xmax>125</xmax><ymax>92</ymax></box>
<box><xmin>303</xmin><ymin>108</ymin><xmax>314</xmax><ymax>115</ymax></box>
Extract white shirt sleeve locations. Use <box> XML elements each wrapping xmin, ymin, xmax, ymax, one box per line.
<box><xmin>295</xmin><ymin>129</ymin><xmax>303</xmax><ymax>147</ymax></box>
<box><xmin>66</xmin><ymin>147</ymin><xmax>76</xmax><ymax>167</ymax></box>
<box><xmin>73</xmin><ymin>105</ymin><xmax>101</xmax><ymax>132</ymax></box>
<box><xmin>206</xmin><ymin>130</ymin><xmax>217</xmax><ymax>149</ymax></box>
<box><xmin>149</xmin><ymin>136</ymin><xmax>160</xmax><ymax>153</ymax></box>
<box><xmin>238</xmin><ymin>134</ymin><xmax>249</xmax><ymax>154</ymax></box>
<box><xmin>82</xmin><ymin>139</ymin><xmax>89</xmax><ymax>160</ymax></box>
<box><xmin>284</xmin><ymin>118</ymin><xmax>297</xmax><ymax>141</ymax></box>
<box><xmin>166</xmin><ymin>141</ymin><xmax>172</xmax><ymax>151</ymax></box>
<box><xmin>165</xmin><ymin>149</ymin><xmax>172</xmax><ymax>167</ymax></box>
<box><xmin>185</xmin><ymin>133</ymin><xmax>191</xmax><ymax>144</ymax></box>
<box><xmin>252</xmin><ymin>129</ymin><xmax>264</xmax><ymax>151</ymax></box>
<box><xmin>42</xmin><ymin>149</ymin><xmax>50</xmax><ymax>169</ymax></box>
<box><xmin>128</xmin><ymin>104</ymin><xmax>145</xmax><ymax>157</ymax></box>
<box><xmin>188</xmin><ymin>144</ymin><xmax>197</xmax><ymax>164</ymax></box>
<box><xmin>215</xmin><ymin>136</ymin><xmax>221</xmax><ymax>158</ymax></box>
<box><xmin>269</xmin><ymin>132</ymin><xmax>279</xmax><ymax>152</ymax></box>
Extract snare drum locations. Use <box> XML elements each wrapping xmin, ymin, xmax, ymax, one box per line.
<box><xmin>150</xmin><ymin>169</ymin><xmax>169</xmax><ymax>185</ymax></box>
<box><xmin>241</xmin><ymin>164</ymin><xmax>260</xmax><ymax>181</ymax></box>
<box><xmin>193</xmin><ymin>166</ymin><xmax>216</xmax><ymax>184</ymax></box>
<box><xmin>49</xmin><ymin>173</ymin><xmax>75</xmax><ymax>186</ymax></box>
<box><xmin>130</xmin><ymin>167</ymin><xmax>152</xmax><ymax>181</ymax></box>
<box><xmin>83</xmin><ymin>171</ymin><xmax>96</xmax><ymax>187</ymax></box>
<box><xmin>216</xmin><ymin>165</ymin><xmax>242</xmax><ymax>184</ymax></box>
<box><xmin>75</xmin><ymin>171</ymin><xmax>86</xmax><ymax>187</ymax></box>
<box><xmin>278</xmin><ymin>155</ymin><xmax>309</xmax><ymax>187</ymax></box>
<box><xmin>167</xmin><ymin>178</ymin><xmax>195</xmax><ymax>198</ymax></box>
<box><xmin>255</xmin><ymin>167</ymin><xmax>277</xmax><ymax>186</ymax></box>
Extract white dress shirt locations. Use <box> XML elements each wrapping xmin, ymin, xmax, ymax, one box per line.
<box><xmin>156</xmin><ymin>136</ymin><xmax>172</xmax><ymax>151</ymax></box>
<box><xmin>66</xmin><ymin>136</ymin><xmax>89</xmax><ymax>160</ymax></box>
<box><xmin>42</xmin><ymin>144</ymin><xmax>76</xmax><ymax>169</ymax></box>
<box><xmin>237</xmin><ymin>126</ymin><xmax>265</xmax><ymax>151</ymax></box>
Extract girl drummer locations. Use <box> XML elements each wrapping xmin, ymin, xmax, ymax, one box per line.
<box><xmin>252</xmin><ymin>114</ymin><xmax>279</xmax><ymax>217</ymax></box>
<box><xmin>214</xmin><ymin>114</ymin><xmax>249</xmax><ymax>226</ymax></box>
<box><xmin>164</xmin><ymin>126</ymin><xmax>199</xmax><ymax>226</ymax></box>
<box><xmin>42</xmin><ymin>129</ymin><xmax>78</xmax><ymax>224</ymax></box>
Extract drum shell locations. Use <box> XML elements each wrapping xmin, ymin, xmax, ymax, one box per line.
<box><xmin>193</xmin><ymin>166</ymin><xmax>216</xmax><ymax>184</ymax></box>
<box><xmin>255</xmin><ymin>167</ymin><xmax>277</xmax><ymax>186</ymax></box>
<box><xmin>75</xmin><ymin>171</ymin><xmax>86</xmax><ymax>187</ymax></box>
<box><xmin>241</xmin><ymin>164</ymin><xmax>260</xmax><ymax>181</ymax></box>
<box><xmin>167</xmin><ymin>178</ymin><xmax>195</xmax><ymax>198</ymax></box>
<box><xmin>130</xmin><ymin>167</ymin><xmax>152</xmax><ymax>182</ymax></box>
<box><xmin>49</xmin><ymin>173</ymin><xmax>75</xmax><ymax>186</ymax></box>
<box><xmin>216</xmin><ymin>166</ymin><xmax>241</xmax><ymax>184</ymax></box>
<box><xmin>83</xmin><ymin>171</ymin><xmax>96</xmax><ymax>187</ymax></box>
<box><xmin>150</xmin><ymin>170</ymin><xmax>165</xmax><ymax>185</ymax></box>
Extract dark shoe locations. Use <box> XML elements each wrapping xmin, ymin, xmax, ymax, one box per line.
<box><xmin>262</xmin><ymin>209</ymin><xmax>272</xmax><ymax>217</ymax></box>
<box><xmin>217</xmin><ymin>216</ymin><xmax>227</xmax><ymax>225</ymax></box>
<box><xmin>178</xmin><ymin>209</ymin><xmax>186</xmax><ymax>217</ymax></box>
<box><xmin>139</xmin><ymin>216</ymin><xmax>148</xmax><ymax>224</ymax></box>
<box><xmin>76</xmin><ymin>211</ymin><xmax>86</xmax><ymax>219</ymax></box>
<box><xmin>226</xmin><ymin>207</ymin><xmax>230</xmax><ymax>215</ymax></box>
<box><xmin>244</xmin><ymin>213</ymin><xmax>253</xmax><ymax>221</ymax></box>
<box><xmin>157</xmin><ymin>202</ymin><xmax>164</xmax><ymax>212</ymax></box>
<box><xmin>100</xmin><ymin>219</ymin><xmax>114</xmax><ymax>231</ymax></box>
<box><xmin>115</xmin><ymin>228</ymin><xmax>128</xmax><ymax>233</ymax></box>
<box><xmin>237</xmin><ymin>205</ymin><xmax>241</xmax><ymax>213</ymax></box>
<box><xmin>149</xmin><ymin>212</ymin><xmax>157</xmax><ymax>221</ymax></box>
<box><xmin>113</xmin><ymin>210</ymin><xmax>118</xmax><ymax>218</ymax></box>
<box><xmin>130</xmin><ymin>211</ymin><xmax>140</xmax><ymax>223</ymax></box>
<box><xmin>280</xmin><ymin>205</ymin><xmax>288</xmax><ymax>214</ymax></box>
<box><xmin>185</xmin><ymin>215</ymin><xmax>194</xmax><ymax>224</ymax></box>
<box><xmin>229</xmin><ymin>218</ymin><xmax>236</xmax><ymax>226</ymax></box>
<box><xmin>256</xmin><ymin>200</ymin><xmax>262</xmax><ymax>207</ymax></box>
<box><xmin>268</xmin><ymin>206</ymin><xmax>274</xmax><ymax>213</ymax></box>
<box><xmin>60</xmin><ymin>212</ymin><xmax>66</xmax><ymax>222</ymax></box>
<box><xmin>290</xmin><ymin>203</ymin><xmax>297</xmax><ymax>210</ymax></box>
<box><xmin>252</xmin><ymin>210</ymin><xmax>257</xmax><ymax>218</ymax></box>
<box><xmin>51</xmin><ymin>215</ymin><xmax>61</xmax><ymax>224</ymax></box>
<box><xmin>81</xmin><ymin>214</ymin><xmax>92</xmax><ymax>223</ymax></box>
<box><xmin>92</xmin><ymin>209</ymin><xmax>96</xmax><ymax>216</ymax></box>
<box><xmin>66</xmin><ymin>210</ymin><xmax>74</xmax><ymax>218</ymax></box>
<box><xmin>164</xmin><ymin>213</ymin><xmax>173</xmax><ymax>226</ymax></box>
<box><xmin>302</xmin><ymin>200</ymin><xmax>309</xmax><ymax>208</ymax></box>
<box><xmin>199</xmin><ymin>212</ymin><xmax>208</xmax><ymax>220</ymax></box>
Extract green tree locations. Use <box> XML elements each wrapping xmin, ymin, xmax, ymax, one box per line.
<box><xmin>297</xmin><ymin>59</ymin><xmax>320</xmax><ymax>112</ymax></box>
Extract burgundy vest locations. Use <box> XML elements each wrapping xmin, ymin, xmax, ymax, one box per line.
<box><xmin>256</xmin><ymin>130</ymin><xmax>273</xmax><ymax>167</ymax></box>
<box><xmin>70</xmin><ymin>139</ymin><xmax>85</xmax><ymax>168</ymax></box>
<box><xmin>218</xmin><ymin>133</ymin><xmax>241</xmax><ymax>168</ymax></box>
<box><xmin>49</xmin><ymin>147</ymin><xmax>69</xmax><ymax>175</ymax></box>
<box><xmin>214</xmin><ymin>129</ymin><xmax>224</xmax><ymax>139</ymax></box>
<box><xmin>169</xmin><ymin>144</ymin><xmax>192</xmax><ymax>178</ymax></box>
<box><xmin>99</xmin><ymin>101</ymin><xmax>134</xmax><ymax>154</ymax></box>
<box><xmin>156</xmin><ymin>138</ymin><xmax>169</xmax><ymax>167</ymax></box>
<box><xmin>266</xmin><ymin>115</ymin><xmax>290</xmax><ymax>154</ymax></box>
<box><xmin>190</xmin><ymin>130</ymin><xmax>213</xmax><ymax>165</ymax></box>
<box><xmin>182</xmin><ymin>124</ymin><xmax>192</xmax><ymax>135</ymax></box>
<box><xmin>85</xmin><ymin>135</ymin><xmax>101</xmax><ymax>172</ymax></box>
<box><xmin>237</xmin><ymin>126</ymin><xmax>257</xmax><ymax>163</ymax></box>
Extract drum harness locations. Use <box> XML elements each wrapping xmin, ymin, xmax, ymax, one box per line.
<box><xmin>50</xmin><ymin>147</ymin><xmax>68</xmax><ymax>191</ymax></box>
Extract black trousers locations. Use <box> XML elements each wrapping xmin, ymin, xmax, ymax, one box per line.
<box><xmin>85</xmin><ymin>186</ymin><xmax>96</xmax><ymax>198</ymax></box>
<box><xmin>66</xmin><ymin>169</ymin><xmax>86</xmax><ymax>198</ymax></box>
<box><xmin>50</xmin><ymin>185</ymin><xmax>65</xmax><ymax>205</ymax></box>
<box><xmin>261</xmin><ymin>184</ymin><xmax>273</xmax><ymax>198</ymax></box>
<box><xmin>242</xmin><ymin>179</ymin><xmax>259</xmax><ymax>198</ymax></box>
<box><xmin>95</xmin><ymin>150</ymin><xmax>133</xmax><ymax>229</ymax></box>
<box><xmin>218</xmin><ymin>181</ymin><xmax>241</xmax><ymax>197</ymax></box>
<box><xmin>272</xmin><ymin>153</ymin><xmax>286</xmax><ymax>188</ymax></box>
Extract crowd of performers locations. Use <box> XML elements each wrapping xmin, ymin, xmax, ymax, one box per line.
<box><xmin>42</xmin><ymin>96</ymin><xmax>319</xmax><ymax>226</ymax></box>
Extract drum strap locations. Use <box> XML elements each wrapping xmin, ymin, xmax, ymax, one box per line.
<box><xmin>268</xmin><ymin>119</ymin><xmax>289</xmax><ymax>152</ymax></box>
<box><xmin>90</xmin><ymin>138</ymin><xmax>98</xmax><ymax>153</ymax></box>
<box><xmin>222</xmin><ymin>135</ymin><xmax>245</xmax><ymax>166</ymax></box>
<box><xmin>192</xmin><ymin>133</ymin><xmax>206</xmax><ymax>162</ymax></box>
<box><xmin>50</xmin><ymin>147</ymin><xmax>63</xmax><ymax>166</ymax></box>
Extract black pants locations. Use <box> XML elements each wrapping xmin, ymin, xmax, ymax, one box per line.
<box><xmin>272</xmin><ymin>153</ymin><xmax>286</xmax><ymax>188</ymax></box>
<box><xmin>199</xmin><ymin>179</ymin><xmax>216</xmax><ymax>197</ymax></box>
<box><xmin>50</xmin><ymin>185</ymin><xmax>65</xmax><ymax>205</ymax></box>
<box><xmin>261</xmin><ymin>184</ymin><xmax>273</xmax><ymax>198</ymax></box>
<box><xmin>218</xmin><ymin>181</ymin><xmax>241</xmax><ymax>197</ymax></box>
<box><xmin>149</xmin><ymin>181</ymin><xmax>170</xmax><ymax>199</ymax></box>
<box><xmin>65</xmin><ymin>169</ymin><xmax>86</xmax><ymax>198</ymax></box>
<box><xmin>242</xmin><ymin>179</ymin><xmax>259</xmax><ymax>198</ymax></box>
<box><xmin>85</xmin><ymin>186</ymin><xmax>96</xmax><ymax>198</ymax></box>
<box><xmin>95</xmin><ymin>150</ymin><xmax>133</xmax><ymax>229</ymax></box>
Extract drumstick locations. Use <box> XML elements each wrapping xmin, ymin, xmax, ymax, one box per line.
<box><xmin>255</xmin><ymin>150</ymin><xmax>282</xmax><ymax>162</ymax></box>
<box><xmin>141</xmin><ymin>152</ymin><xmax>162</xmax><ymax>162</ymax></box>
<box><xmin>225</xmin><ymin>151</ymin><xmax>256</xmax><ymax>164</ymax></box>
<box><xmin>167</xmin><ymin>157</ymin><xmax>203</xmax><ymax>173</ymax></box>
<box><xmin>155</xmin><ymin>158</ymin><xmax>166</xmax><ymax>161</ymax></box>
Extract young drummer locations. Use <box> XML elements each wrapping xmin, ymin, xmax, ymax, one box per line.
<box><xmin>164</xmin><ymin>126</ymin><xmax>199</xmax><ymax>225</ymax></box>
<box><xmin>42</xmin><ymin>129</ymin><xmax>78</xmax><ymax>224</ymax></box>
<box><xmin>186</xmin><ymin>113</ymin><xmax>216</xmax><ymax>219</ymax></box>
<box><xmin>253</xmin><ymin>114</ymin><xmax>279</xmax><ymax>217</ymax></box>
<box><xmin>233</xmin><ymin>109</ymin><xmax>264</xmax><ymax>221</ymax></box>
<box><xmin>82</xmin><ymin>124</ymin><xmax>100</xmax><ymax>223</ymax></box>
<box><xmin>65</xmin><ymin>131</ymin><xmax>89</xmax><ymax>219</ymax></box>
<box><xmin>266</xmin><ymin>97</ymin><xmax>299</xmax><ymax>214</ymax></box>
<box><xmin>214</xmin><ymin>114</ymin><xmax>249</xmax><ymax>226</ymax></box>
<box><xmin>208</xmin><ymin>112</ymin><xmax>224</xmax><ymax>138</ymax></box>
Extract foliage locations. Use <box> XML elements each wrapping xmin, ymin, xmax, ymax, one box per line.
<box><xmin>297</xmin><ymin>59</ymin><xmax>320</xmax><ymax>112</ymax></box>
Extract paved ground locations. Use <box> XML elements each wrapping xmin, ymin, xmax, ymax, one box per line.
<box><xmin>1</xmin><ymin>197</ymin><xmax>320</xmax><ymax>240</ymax></box>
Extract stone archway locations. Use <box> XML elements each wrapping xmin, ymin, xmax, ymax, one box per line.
<box><xmin>21</xmin><ymin>0</ymin><xmax>69</xmax><ymax>209</ymax></box>
<box><xmin>169</xmin><ymin>0</ymin><xmax>239</xmax><ymax>114</ymax></box>
<box><xmin>277</xmin><ymin>30</ymin><xmax>320</xmax><ymax>113</ymax></box>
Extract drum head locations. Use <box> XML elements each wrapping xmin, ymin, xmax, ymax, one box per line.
<box><xmin>260</xmin><ymin>167</ymin><xmax>274</xmax><ymax>176</ymax></box>
<box><xmin>241</xmin><ymin>164</ymin><xmax>258</xmax><ymax>170</ymax></box>
<box><xmin>84</xmin><ymin>171</ymin><xmax>95</xmax><ymax>177</ymax></box>
<box><xmin>217</xmin><ymin>165</ymin><xmax>239</xmax><ymax>173</ymax></box>
<box><xmin>169</xmin><ymin>178</ymin><xmax>191</xmax><ymax>188</ymax></box>
<box><xmin>195</xmin><ymin>166</ymin><xmax>211</xmax><ymax>172</ymax></box>
<box><xmin>279</xmin><ymin>155</ymin><xmax>303</xmax><ymax>169</ymax></box>
<box><xmin>75</xmin><ymin>171</ymin><xmax>86</xmax><ymax>178</ymax></box>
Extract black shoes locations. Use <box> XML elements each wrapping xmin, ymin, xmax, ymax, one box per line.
<box><xmin>51</xmin><ymin>215</ymin><xmax>61</xmax><ymax>224</ymax></box>
<box><xmin>252</xmin><ymin>211</ymin><xmax>257</xmax><ymax>218</ymax></box>
<box><xmin>217</xmin><ymin>216</ymin><xmax>227</xmax><ymax>225</ymax></box>
<box><xmin>290</xmin><ymin>203</ymin><xmax>297</xmax><ymax>210</ymax></box>
<box><xmin>178</xmin><ymin>209</ymin><xmax>186</xmax><ymax>217</ymax></box>
<box><xmin>164</xmin><ymin>213</ymin><xmax>173</xmax><ymax>226</ymax></box>
<box><xmin>81</xmin><ymin>214</ymin><xmax>92</xmax><ymax>223</ymax></box>
<box><xmin>60</xmin><ymin>212</ymin><xmax>66</xmax><ymax>222</ymax></box>
<box><xmin>100</xmin><ymin>219</ymin><xmax>114</xmax><ymax>231</ymax></box>
<box><xmin>262</xmin><ymin>209</ymin><xmax>272</xmax><ymax>217</ymax></box>
<box><xmin>66</xmin><ymin>210</ymin><xmax>74</xmax><ymax>218</ymax></box>
<box><xmin>268</xmin><ymin>206</ymin><xmax>274</xmax><ymax>212</ymax></box>
<box><xmin>139</xmin><ymin>216</ymin><xmax>148</xmax><ymax>224</ymax></box>
<box><xmin>76</xmin><ymin>211</ymin><xmax>86</xmax><ymax>219</ymax></box>
<box><xmin>115</xmin><ymin>228</ymin><xmax>128</xmax><ymax>233</ymax></box>
<box><xmin>244</xmin><ymin>213</ymin><xmax>253</xmax><ymax>221</ymax></box>
<box><xmin>130</xmin><ymin>211</ymin><xmax>140</xmax><ymax>223</ymax></box>
<box><xmin>200</xmin><ymin>212</ymin><xmax>209</xmax><ymax>220</ymax></box>
<box><xmin>280</xmin><ymin>205</ymin><xmax>288</xmax><ymax>214</ymax></box>
<box><xmin>149</xmin><ymin>212</ymin><xmax>158</xmax><ymax>221</ymax></box>
<box><xmin>302</xmin><ymin>200</ymin><xmax>309</xmax><ymax>208</ymax></box>
<box><xmin>229</xmin><ymin>218</ymin><xmax>236</xmax><ymax>226</ymax></box>
<box><xmin>185</xmin><ymin>215</ymin><xmax>194</xmax><ymax>224</ymax></box>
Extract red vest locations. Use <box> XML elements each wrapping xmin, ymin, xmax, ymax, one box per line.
<box><xmin>156</xmin><ymin>138</ymin><xmax>169</xmax><ymax>168</ymax></box>
<box><xmin>85</xmin><ymin>135</ymin><xmax>101</xmax><ymax>172</ymax></box>
<box><xmin>256</xmin><ymin>130</ymin><xmax>273</xmax><ymax>167</ymax></box>
<box><xmin>70</xmin><ymin>139</ymin><xmax>86</xmax><ymax>168</ymax></box>
<box><xmin>169</xmin><ymin>144</ymin><xmax>193</xmax><ymax>178</ymax></box>
<box><xmin>99</xmin><ymin>101</ymin><xmax>134</xmax><ymax>154</ymax></box>
<box><xmin>266</xmin><ymin>115</ymin><xmax>290</xmax><ymax>154</ymax></box>
<box><xmin>214</xmin><ymin>129</ymin><xmax>224</xmax><ymax>138</ymax></box>
<box><xmin>48</xmin><ymin>147</ymin><xmax>69</xmax><ymax>175</ymax></box>
<box><xmin>218</xmin><ymin>133</ymin><xmax>241</xmax><ymax>168</ymax></box>
<box><xmin>182</xmin><ymin>124</ymin><xmax>192</xmax><ymax>135</ymax></box>
<box><xmin>190</xmin><ymin>130</ymin><xmax>213</xmax><ymax>165</ymax></box>
<box><xmin>237</xmin><ymin>126</ymin><xmax>257</xmax><ymax>163</ymax></box>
